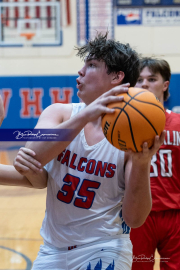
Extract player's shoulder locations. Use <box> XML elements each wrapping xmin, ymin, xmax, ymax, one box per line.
<box><xmin>44</xmin><ymin>102</ymin><xmax>72</xmax><ymax>111</ymax></box>
<box><xmin>166</xmin><ymin>109</ymin><xmax>180</xmax><ymax>119</ymax></box>
<box><xmin>36</xmin><ymin>103</ymin><xmax>73</xmax><ymax>128</ymax></box>
<box><xmin>46</xmin><ymin>102</ymin><xmax>86</xmax><ymax>119</ymax></box>
<box><xmin>165</xmin><ymin>109</ymin><xmax>180</xmax><ymax>129</ymax></box>
<box><xmin>42</xmin><ymin>103</ymin><xmax>72</xmax><ymax>116</ymax></box>
<box><xmin>37</xmin><ymin>102</ymin><xmax>86</xmax><ymax>126</ymax></box>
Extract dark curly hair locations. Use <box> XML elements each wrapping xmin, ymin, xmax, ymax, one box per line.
<box><xmin>139</xmin><ymin>57</ymin><xmax>171</xmax><ymax>101</ymax></box>
<box><xmin>75</xmin><ymin>32</ymin><xmax>140</xmax><ymax>87</ymax></box>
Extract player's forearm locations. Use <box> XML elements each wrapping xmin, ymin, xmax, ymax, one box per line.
<box><xmin>25</xmin><ymin>110</ymin><xmax>89</xmax><ymax>166</ymax></box>
<box><xmin>0</xmin><ymin>165</ymin><xmax>47</xmax><ymax>189</ymax></box>
<box><xmin>122</xmin><ymin>160</ymin><xmax>152</xmax><ymax>228</ymax></box>
<box><xmin>0</xmin><ymin>164</ymin><xmax>34</xmax><ymax>188</ymax></box>
<box><xmin>23</xmin><ymin>168</ymin><xmax>48</xmax><ymax>189</ymax></box>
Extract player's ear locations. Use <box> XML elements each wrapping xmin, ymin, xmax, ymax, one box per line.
<box><xmin>163</xmin><ymin>81</ymin><xmax>169</xmax><ymax>92</ymax></box>
<box><xmin>112</xmin><ymin>71</ymin><xmax>125</xmax><ymax>85</ymax></box>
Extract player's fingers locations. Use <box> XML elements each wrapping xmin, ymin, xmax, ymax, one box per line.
<box><xmin>14</xmin><ymin>155</ymin><xmax>42</xmax><ymax>173</ymax></box>
<box><xmin>155</xmin><ymin>135</ymin><xmax>161</xmax><ymax>146</ymax></box>
<box><xmin>103</xmin><ymin>83</ymin><xmax>130</xmax><ymax>97</ymax></box>
<box><xmin>142</xmin><ymin>142</ymin><xmax>149</xmax><ymax>154</ymax></box>
<box><xmin>101</xmin><ymin>95</ymin><xmax>124</xmax><ymax>106</ymax></box>
<box><xmin>110</xmin><ymin>84</ymin><xmax>129</xmax><ymax>96</ymax></box>
<box><xmin>15</xmin><ymin>162</ymin><xmax>42</xmax><ymax>175</ymax></box>
<box><xmin>14</xmin><ymin>163</ymin><xmax>30</xmax><ymax>175</ymax></box>
<box><xmin>18</xmin><ymin>150</ymin><xmax>42</xmax><ymax>168</ymax></box>
<box><xmin>15</xmin><ymin>161</ymin><xmax>42</xmax><ymax>174</ymax></box>
<box><xmin>19</xmin><ymin>147</ymin><xmax>36</xmax><ymax>157</ymax></box>
<box><xmin>154</xmin><ymin>131</ymin><xmax>166</xmax><ymax>149</ymax></box>
<box><xmin>149</xmin><ymin>135</ymin><xmax>163</xmax><ymax>155</ymax></box>
<box><xmin>100</xmin><ymin>107</ymin><xmax>115</xmax><ymax>115</ymax></box>
<box><xmin>159</xmin><ymin>130</ymin><xmax>166</xmax><ymax>144</ymax></box>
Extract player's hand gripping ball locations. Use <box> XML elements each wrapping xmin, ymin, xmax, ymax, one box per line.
<box><xmin>101</xmin><ymin>87</ymin><xmax>166</xmax><ymax>152</ymax></box>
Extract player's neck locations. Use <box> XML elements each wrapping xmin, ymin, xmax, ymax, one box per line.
<box><xmin>84</xmin><ymin>118</ymin><xmax>105</xmax><ymax>146</ymax></box>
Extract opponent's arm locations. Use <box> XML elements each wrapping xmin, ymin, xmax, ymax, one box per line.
<box><xmin>1</xmin><ymin>149</ymin><xmax>47</xmax><ymax>189</ymax></box>
<box><xmin>13</xmin><ymin>148</ymin><xmax>47</xmax><ymax>189</ymax></box>
<box><xmin>0</xmin><ymin>164</ymin><xmax>47</xmax><ymax>189</ymax></box>
<box><xmin>0</xmin><ymin>164</ymin><xmax>35</xmax><ymax>188</ymax></box>
<box><xmin>122</xmin><ymin>131</ymin><xmax>166</xmax><ymax>228</ymax></box>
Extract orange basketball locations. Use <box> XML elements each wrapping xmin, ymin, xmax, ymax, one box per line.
<box><xmin>101</xmin><ymin>87</ymin><xmax>166</xmax><ymax>152</ymax></box>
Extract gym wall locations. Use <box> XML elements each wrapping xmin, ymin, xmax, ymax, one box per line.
<box><xmin>0</xmin><ymin>0</ymin><xmax>180</xmax><ymax>130</ymax></box>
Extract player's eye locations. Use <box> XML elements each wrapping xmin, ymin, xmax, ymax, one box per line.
<box><xmin>149</xmin><ymin>78</ymin><xmax>156</xmax><ymax>82</ymax></box>
<box><xmin>89</xmin><ymin>63</ymin><xmax>95</xmax><ymax>67</ymax></box>
<box><xmin>137</xmin><ymin>78</ymin><xmax>143</xmax><ymax>83</ymax></box>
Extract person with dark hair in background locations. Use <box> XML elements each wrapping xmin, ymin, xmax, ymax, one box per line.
<box><xmin>130</xmin><ymin>57</ymin><xmax>180</xmax><ymax>270</ymax></box>
<box><xmin>13</xmin><ymin>34</ymin><xmax>165</xmax><ymax>270</ymax></box>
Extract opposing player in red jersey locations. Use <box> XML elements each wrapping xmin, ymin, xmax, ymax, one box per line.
<box><xmin>130</xmin><ymin>57</ymin><xmax>180</xmax><ymax>270</ymax></box>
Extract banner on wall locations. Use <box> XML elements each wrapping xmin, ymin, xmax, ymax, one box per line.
<box><xmin>77</xmin><ymin>0</ymin><xmax>114</xmax><ymax>46</ymax></box>
<box><xmin>117</xmin><ymin>7</ymin><xmax>180</xmax><ymax>25</ymax></box>
<box><xmin>115</xmin><ymin>0</ymin><xmax>180</xmax><ymax>6</ymax></box>
<box><xmin>0</xmin><ymin>75</ymin><xmax>79</xmax><ymax>130</ymax></box>
<box><xmin>143</xmin><ymin>7</ymin><xmax>180</xmax><ymax>25</ymax></box>
<box><xmin>117</xmin><ymin>9</ymin><xmax>142</xmax><ymax>24</ymax></box>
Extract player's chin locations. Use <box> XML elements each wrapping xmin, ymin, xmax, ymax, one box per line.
<box><xmin>77</xmin><ymin>89</ymin><xmax>85</xmax><ymax>98</ymax></box>
<box><xmin>77</xmin><ymin>90</ymin><xmax>82</xmax><ymax>100</ymax></box>
<box><xmin>77</xmin><ymin>91</ymin><xmax>85</xmax><ymax>103</ymax></box>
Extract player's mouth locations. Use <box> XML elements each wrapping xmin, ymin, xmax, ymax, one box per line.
<box><xmin>76</xmin><ymin>78</ymin><xmax>83</xmax><ymax>90</ymax></box>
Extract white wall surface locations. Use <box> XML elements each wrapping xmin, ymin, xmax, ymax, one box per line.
<box><xmin>0</xmin><ymin>0</ymin><xmax>180</xmax><ymax>75</ymax></box>
<box><xmin>0</xmin><ymin>0</ymin><xmax>83</xmax><ymax>76</ymax></box>
<box><xmin>115</xmin><ymin>25</ymin><xmax>180</xmax><ymax>73</ymax></box>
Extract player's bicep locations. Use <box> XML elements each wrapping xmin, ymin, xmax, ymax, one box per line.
<box><xmin>34</xmin><ymin>103</ymin><xmax>65</xmax><ymax>129</ymax></box>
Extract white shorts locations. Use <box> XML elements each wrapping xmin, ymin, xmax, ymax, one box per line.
<box><xmin>31</xmin><ymin>235</ymin><xmax>132</xmax><ymax>270</ymax></box>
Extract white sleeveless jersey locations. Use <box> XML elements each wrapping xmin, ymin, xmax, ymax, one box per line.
<box><xmin>41</xmin><ymin>103</ymin><xmax>130</xmax><ymax>248</ymax></box>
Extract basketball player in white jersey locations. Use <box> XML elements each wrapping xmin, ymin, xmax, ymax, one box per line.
<box><xmin>13</xmin><ymin>33</ymin><xmax>165</xmax><ymax>270</ymax></box>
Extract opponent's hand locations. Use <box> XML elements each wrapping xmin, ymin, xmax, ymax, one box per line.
<box><xmin>13</xmin><ymin>147</ymin><xmax>43</xmax><ymax>176</ymax></box>
<box><xmin>84</xmin><ymin>83</ymin><xmax>130</xmax><ymax>122</ymax></box>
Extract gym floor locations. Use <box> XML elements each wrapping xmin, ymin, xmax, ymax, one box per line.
<box><xmin>0</xmin><ymin>150</ymin><xmax>160</xmax><ymax>270</ymax></box>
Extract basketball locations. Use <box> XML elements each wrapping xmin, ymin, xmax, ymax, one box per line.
<box><xmin>101</xmin><ymin>87</ymin><xmax>166</xmax><ymax>152</ymax></box>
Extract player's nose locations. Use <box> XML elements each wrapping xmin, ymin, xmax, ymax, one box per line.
<box><xmin>141</xmin><ymin>79</ymin><xmax>149</xmax><ymax>89</ymax></box>
<box><xmin>78</xmin><ymin>66</ymin><xmax>85</xmax><ymax>77</ymax></box>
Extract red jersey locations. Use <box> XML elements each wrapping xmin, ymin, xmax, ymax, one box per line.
<box><xmin>151</xmin><ymin>110</ymin><xmax>180</xmax><ymax>211</ymax></box>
